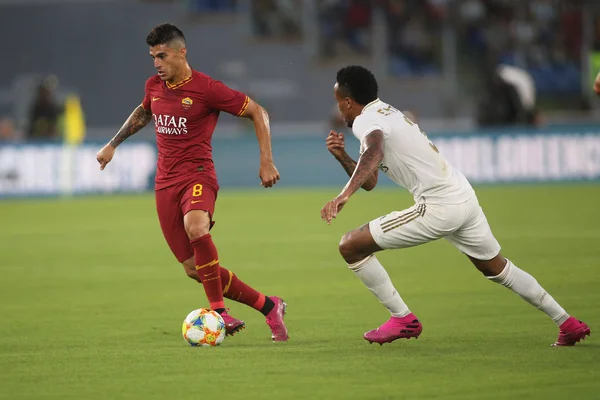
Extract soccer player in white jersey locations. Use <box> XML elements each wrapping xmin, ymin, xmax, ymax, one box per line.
<box><xmin>321</xmin><ymin>65</ymin><xmax>591</xmax><ymax>346</ymax></box>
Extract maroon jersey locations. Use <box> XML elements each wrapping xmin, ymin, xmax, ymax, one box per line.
<box><xmin>142</xmin><ymin>69</ymin><xmax>249</xmax><ymax>190</ymax></box>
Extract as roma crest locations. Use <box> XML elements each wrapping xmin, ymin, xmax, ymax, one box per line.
<box><xmin>182</xmin><ymin>97</ymin><xmax>193</xmax><ymax>109</ymax></box>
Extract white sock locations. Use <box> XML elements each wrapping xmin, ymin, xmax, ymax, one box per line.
<box><xmin>348</xmin><ymin>255</ymin><xmax>410</xmax><ymax>318</ymax></box>
<box><xmin>488</xmin><ymin>259</ymin><xmax>569</xmax><ymax>326</ymax></box>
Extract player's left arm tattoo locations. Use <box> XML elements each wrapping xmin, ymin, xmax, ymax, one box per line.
<box><xmin>109</xmin><ymin>105</ymin><xmax>152</xmax><ymax>148</ymax></box>
<box><xmin>340</xmin><ymin>130</ymin><xmax>384</xmax><ymax>199</ymax></box>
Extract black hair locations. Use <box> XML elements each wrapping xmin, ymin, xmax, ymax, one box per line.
<box><xmin>146</xmin><ymin>23</ymin><xmax>186</xmax><ymax>47</ymax></box>
<box><xmin>336</xmin><ymin>66</ymin><xmax>378</xmax><ymax>105</ymax></box>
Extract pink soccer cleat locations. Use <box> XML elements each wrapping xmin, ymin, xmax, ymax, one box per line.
<box><xmin>552</xmin><ymin>317</ymin><xmax>591</xmax><ymax>346</ymax></box>
<box><xmin>220</xmin><ymin>311</ymin><xmax>245</xmax><ymax>336</ymax></box>
<box><xmin>265</xmin><ymin>296</ymin><xmax>288</xmax><ymax>342</ymax></box>
<box><xmin>364</xmin><ymin>313</ymin><xmax>422</xmax><ymax>345</ymax></box>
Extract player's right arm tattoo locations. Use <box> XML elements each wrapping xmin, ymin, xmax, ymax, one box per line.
<box><xmin>340</xmin><ymin>131</ymin><xmax>384</xmax><ymax>197</ymax></box>
<box><xmin>109</xmin><ymin>105</ymin><xmax>152</xmax><ymax>148</ymax></box>
<box><xmin>336</xmin><ymin>152</ymin><xmax>358</xmax><ymax>177</ymax></box>
<box><xmin>335</xmin><ymin>151</ymin><xmax>378</xmax><ymax>191</ymax></box>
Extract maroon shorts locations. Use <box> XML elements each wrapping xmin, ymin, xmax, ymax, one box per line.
<box><xmin>155</xmin><ymin>177</ymin><xmax>218</xmax><ymax>263</ymax></box>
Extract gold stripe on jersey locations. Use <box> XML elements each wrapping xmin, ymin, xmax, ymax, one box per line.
<box><xmin>237</xmin><ymin>96</ymin><xmax>250</xmax><ymax>116</ymax></box>
<box><xmin>361</xmin><ymin>98</ymin><xmax>380</xmax><ymax>114</ymax></box>
<box><xmin>166</xmin><ymin>76</ymin><xmax>193</xmax><ymax>90</ymax></box>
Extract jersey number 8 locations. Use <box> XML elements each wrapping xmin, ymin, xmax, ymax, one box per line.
<box><xmin>192</xmin><ymin>184</ymin><xmax>203</xmax><ymax>197</ymax></box>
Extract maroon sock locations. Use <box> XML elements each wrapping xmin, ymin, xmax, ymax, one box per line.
<box><xmin>190</xmin><ymin>234</ymin><xmax>224</xmax><ymax>310</ymax></box>
<box><xmin>220</xmin><ymin>267</ymin><xmax>274</xmax><ymax>316</ymax></box>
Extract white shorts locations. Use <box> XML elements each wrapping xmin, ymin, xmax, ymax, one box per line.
<box><xmin>369</xmin><ymin>196</ymin><xmax>501</xmax><ymax>260</ymax></box>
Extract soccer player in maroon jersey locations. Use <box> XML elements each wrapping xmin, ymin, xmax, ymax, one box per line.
<box><xmin>95</xmin><ymin>23</ymin><xmax>288</xmax><ymax>341</ymax></box>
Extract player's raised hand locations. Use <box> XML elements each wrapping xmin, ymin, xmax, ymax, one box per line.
<box><xmin>96</xmin><ymin>143</ymin><xmax>116</xmax><ymax>171</ymax></box>
<box><xmin>326</xmin><ymin>130</ymin><xmax>346</xmax><ymax>158</ymax></box>
<box><xmin>259</xmin><ymin>160</ymin><xmax>281</xmax><ymax>188</ymax></box>
<box><xmin>321</xmin><ymin>194</ymin><xmax>349</xmax><ymax>225</ymax></box>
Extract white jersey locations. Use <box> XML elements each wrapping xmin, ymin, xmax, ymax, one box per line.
<box><xmin>352</xmin><ymin>99</ymin><xmax>474</xmax><ymax>204</ymax></box>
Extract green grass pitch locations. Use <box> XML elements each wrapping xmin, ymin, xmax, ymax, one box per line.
<box><xmin>1</xmin><ymin>185</ymin><xmax>599</xmax><ymax>399</ymax></box>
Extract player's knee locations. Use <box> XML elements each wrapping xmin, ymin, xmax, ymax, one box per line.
<box><xmin>184</xmin><ymin>210</ymin><xmax>211</xmax><ymax>240</ymax></box>
<box><xmin>185</xmin><ymin>222</ymin><xmax>210</xmax><ymax>240</ymax></box>
<box><xmin>338</xmin><ymin>233</ymin><xmax>362</xmax><ymax>264</ymax></box>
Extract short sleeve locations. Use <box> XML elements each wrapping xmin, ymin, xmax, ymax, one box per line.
<box><xmin>141</xmin><ymin>78</ymin><xmax>152</xmax><ymax>111</ymax></box>
<box><xmin>352</xmin><ymin>114</ymin><xmax>389</xmax><ymax>139</ymax></box>
<box><xmin>206</xmin><ymin>78</ymin><xmax>249</xmax><ymax>116</ymax></box>
<box><xmin>352</xmin><ymin>114</ymin><xmax>390</xmax><ymax>154</ymax></box>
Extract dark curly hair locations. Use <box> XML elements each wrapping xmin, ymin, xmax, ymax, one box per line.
<box><xmin>336</xmin><ymin>65</ymin><xmax>378</xmax><ymax>105</ymax></box>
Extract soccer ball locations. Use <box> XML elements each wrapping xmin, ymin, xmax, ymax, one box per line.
<box><xmin>182</xmin><ymin>308</ymin><xmax>226</xmax><ymax>347</ymax></box>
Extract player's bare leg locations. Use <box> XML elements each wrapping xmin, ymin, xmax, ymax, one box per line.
<box><xmin>184</xmin><ymin>210</ymin><xmax>246</xmax><ymax>336</ymax></box>
<box><xmin>469</xmin><ymin>253</ymin><xmax>591</xmax><ymax>346</ymax></box>
<box><xmin>339</xmin><ymin>224</ymin><xmax>422</xmax><ymax>345</ymax></box>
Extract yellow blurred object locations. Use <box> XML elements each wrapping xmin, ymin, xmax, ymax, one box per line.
<box><xmin>63</xmin><ymin>94</ymin><xmax>86</xmax><ymax>145</ymax></box>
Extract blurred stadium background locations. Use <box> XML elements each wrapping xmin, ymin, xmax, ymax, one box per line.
<box><xmin>1</xmin><ymin>0</ymin><xmax>600</xmax><ymax>193</ymax></box>
<box><xmin>1</xmin><ymin>1</ymin><xmax>599</xmax><ymax>399</ymax></box>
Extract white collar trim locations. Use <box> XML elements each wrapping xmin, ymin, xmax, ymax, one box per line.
<box><xmin>361</xmin><ymin>98</ymin><xmax>380</xmax><ymax>114</ymax></box>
